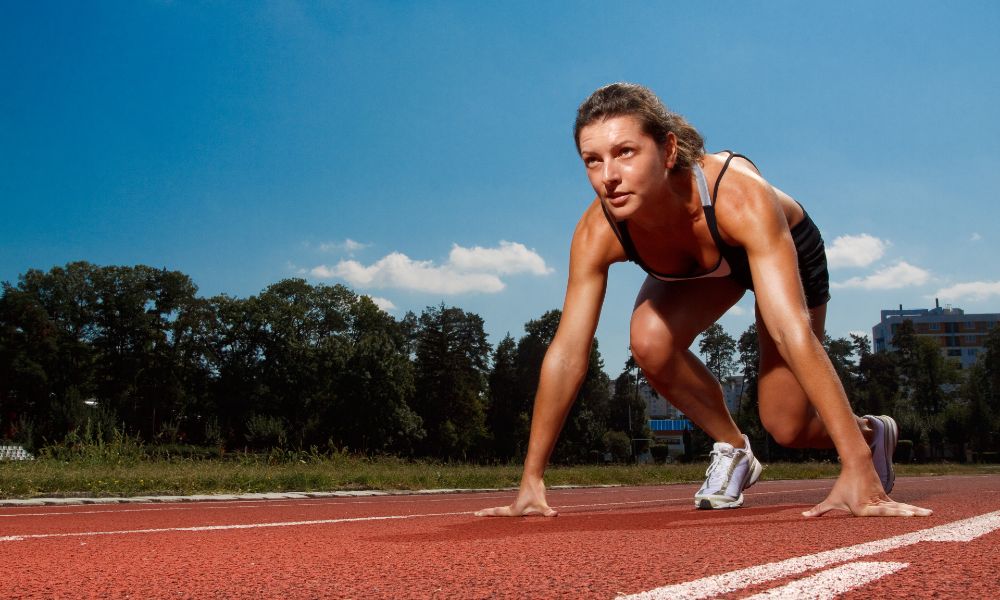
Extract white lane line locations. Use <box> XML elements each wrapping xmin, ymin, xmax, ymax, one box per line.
<box><xmin>0</xmin><ymin>485</ymin><xmax>831</xmax><ymax>521</ymax></box>
<box><xmin>0</xmin><ymin>486</ymin><xmax>845</xmax><ymax>542</ymax></box>
<box><xmin>742</xmin><ymin>561</ymin><xmax>909</xmax><ymax>600</ymax></box>
<box><xmin>618</xmin><ymin>510</ymin><xmax>1000</xmax><ymax>600</ymax></box>
<box><xmin>0</xmin><ymin>494</ymin><xmax>518</xmax><ymax>518</ymax></box>
<box><xmin>557</xmin><ymin>487</ymin><xmax>829</xmax><ymax>511</ymax></box>
<box><xmin>0</xmin><ymin>511</ymin><xmax>472</xmax><ymax>542</ymax></box>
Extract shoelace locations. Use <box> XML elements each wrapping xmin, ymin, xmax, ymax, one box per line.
<box><xmin>703</xmin><ymin>449</ymin><xmax>730</xmax><ymax>490</ymax></box>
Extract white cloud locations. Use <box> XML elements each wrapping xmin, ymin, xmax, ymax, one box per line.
<box><xmin>932</xmin><ymin>281</ymin><xmax>1000</xmax><ymax>303</ymax></box>
<box><xmin>310</xmin><ymin>241</ymin><xmax>552</xmax><ymax>295</ymax></box>
<box><xmin>831</xmin><ymin>261</ymin><xmax>931</xmax><ymax>290</ymax></box>
<box><xmin>366</xmin><ymin>296</ymin><xmax>397</xmax><ymax>311</ymax></box>
<box><xmin>448</xmin><ymin>241</ymin><xmax>553</xmax><ymax>275</ymax></box>
<box><xmin>970</xmin><ymin>232</ymin><xmax>983</xmax><ymax>242</ymax></box>
<box><xmin>317</xmin><ymin>238</ymin><xmax>369</xmax><ymax>253</ymax></box>
<box><xmin>826</xmin><ymin>234</ymin><xmax>889</xmax><ymax>269</ymax></box>
<box><xmin>311</xmin><ymin>253</ymin><xmax>505</xmax><ymax>294</ymax></box>
<box><xmin>727</xmin><ymin>305</ymin><xmax>747</xmax><ymax>316</ymax></box>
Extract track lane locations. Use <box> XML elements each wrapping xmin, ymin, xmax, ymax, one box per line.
<box><xmin>1</xmin><ymin>475</ymin><xmax>998</xmax><ymax>598</ymax></box>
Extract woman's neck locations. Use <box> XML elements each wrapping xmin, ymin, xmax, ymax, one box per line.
<box><xmin>628</xmin><ymin>166</ymin><xmax>702</xmax><ymax>233</ymax></box>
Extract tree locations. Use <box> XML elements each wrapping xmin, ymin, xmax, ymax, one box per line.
<box><xmin>412</xmin><ymin>304</ymin><xmax>490</xmax><ymax>460</ymax></box>
<box><xmin>609</xmin><ymin>359</ymin><xmax>653</xmax><ymax>459</ymax></box>
<box><xmin>1</xmin><ymin>263</ymin><xmax>103</xmax><ymax>446</ymax></box>
<box><xmin>853</xmin><ymin>333</ymin><xmax>899</xmax><ymax>418</ymax></box>
<box><xmin>337</xmin><ymin>295</ymin><xmax>423</xmax><ymax>454</ymax></box>
<box><xmin>822</xmin><ymin>334</ymin><xmax>859</xmax><ymax>409</ymax></box>
<box><xmin>512</xmin><ymin>310</ymin><xmax>614</xmax><ymax>463</ymax></box>
<box><xmin>1</xmin><ymin>263</ymin><xmax>209</xmax><ymax>445</ymax></box>
<box><xmin>485</xmin><ymin>334</ymin><xmax>528</xmax><ymax>460</ymax></box>
<box><xmin>735</xmin><ymin>324</ymin><xmax>763</xmax><ymax>442</ymax></box>
<box><xmin>891</xmin><ymin>320</ymin><xmax>961</xmax><ymax>458</ymax></box>
<box><xmin>960</xmin><ymin>326</ymin><xmax>1000</xmax><ymax>458</ymax></box>
<box><xmin>205</xmin><ymin>293</ymin><xmax>270</xmax><ymax>447</ymax></box>
<box><xmin>611</xmin><ymin>366</ymin><xmax>649</xmax><ymax>436</ymax></box>
<box><xmin>699</xmin><ymin>324</ymin><xmax>737</xmax><ymax>381</ymax></box>
<box><xmin>556</xmin><ymin>338</ymin><xmax>613</xmax><ymax>462</ymax></box>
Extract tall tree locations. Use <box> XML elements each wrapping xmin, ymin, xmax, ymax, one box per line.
<box><xmin>252</xmin><ymin>279</ymin><xmax>355</xmax><ymax>449</ymax></box>
<box><xmin>610</xmin><ymin>360</ymin><xmax>651</xmax><ymax>439</ymax></box>
<box><xmin>960</xmin><ymin>327</ymin><xmax>1000</xmax><ymax>457</ymax></box>
<box><xmin>891</xmin><ymin>319</ymin><xmax>961</xmax><ymax>458</ymax></box>
<box><xmin>485</xmin><ymin>334</ymin><xmax>527</xmax><ymax>460</ymax></box>
<box><xmin>337</xmin><ymin>295</ymin><xmax>423</xmax><ymax>454</ymax></box>
<box><xmin>853</xmin><ymin>333</ymin><xmax>899</xmax><ymax>418</ymax></box>
<box><xmin>699</xmin><ymin>323</ymin><xmax>737</xmax><ymax>381</ymax></box>
<box><xmin>412</xmin><ymin>304</ymin><xmax>490</xmax><ymax>460</ymax></box>
<box><xmin>822</xmin><ymin>334</ymin><xmax>859</xmax><ymax>408</ymax></box>
<box><xmin>735</xmin><ymin>324</ymin><xmax>766</xmax><ymax>451</ymax></box>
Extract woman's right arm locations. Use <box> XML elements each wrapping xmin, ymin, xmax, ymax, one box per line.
<box><xmin>476</xmin><ymin>201</ymin><xmax>621</xmax><ymax>517</ymax></box>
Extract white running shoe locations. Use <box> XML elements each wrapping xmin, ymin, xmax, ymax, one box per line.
<box><xmin>865</xmin><ymin>414</ymin><xmax>898</xmax><ymax>493</ymax></box>
<box><xmin>694</xmin><ymin>434</ymin><xmax>762</xmax><ymax>509</ymax></box>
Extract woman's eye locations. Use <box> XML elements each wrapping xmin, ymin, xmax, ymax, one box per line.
<box><xmin>619</xmin><ymin>148</ymin><xmax>634</xmax><ymax>157</ymax></box>
<box><xmin>584</xmin><ymin>157</ymin><xmax>600</xmax><ymax>167</ymax></box>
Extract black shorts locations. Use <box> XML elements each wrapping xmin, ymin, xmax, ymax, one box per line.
<box><xmin>724</xmin><ymin>210</ymin><xmax>830</xmax><ymax>309</ymax></box>
<box><xmin>789</xmin><ymin>212</ymin><xmax>831</xmax><ymax>309</ymax></box>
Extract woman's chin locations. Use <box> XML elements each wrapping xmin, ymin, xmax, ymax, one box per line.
<box><xmin>605</xmin><ymin>197</ymin><xmax>639</xmax><ymax>220</ymax></box>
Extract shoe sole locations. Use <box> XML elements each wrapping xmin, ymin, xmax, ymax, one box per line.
<box><xmin>695</xmin><ymin>457</ymin><xmax>762</xmax><ymax>510</ymax></box>
<box><xmin>876</xmin><ymin>415</ymin><xmax>898</xmax><ymax>493</ymax></box>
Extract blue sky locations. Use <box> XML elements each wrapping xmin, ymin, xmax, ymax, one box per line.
<box><xmin>3</xmin><ymin>1</ymin><xmax>999</xmax><ymax>374</ymax></box>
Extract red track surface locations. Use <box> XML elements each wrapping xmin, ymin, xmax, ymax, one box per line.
<box><xmin>2</xmin><ymin>475</ymin><xmax>999</xmax><ymax>598</ymax></box>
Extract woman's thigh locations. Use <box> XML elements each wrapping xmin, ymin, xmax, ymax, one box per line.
<box><xmin>630</xmin><ymin>275</ymin><xmax>746</xmax><ymax>365</ymax></box>
<box><xmin>755</xmin><ymin>302</ymin><xmax>828</xmax><ymax>444</ymax></box>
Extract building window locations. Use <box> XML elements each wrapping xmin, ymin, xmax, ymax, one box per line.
<box><xmin>929</xmin><ymin>322</ymin><xmax>940</xmax><ymax>331</ymax></box>
<box><xmin>947</xmin><ymin>349</ymin><xmax>961</xmax><ymax>357</ymax></box>
<box><xmin>966</xmin><ymin>335</ymin><xmax>977</xmax><ymax>343</ymax></box>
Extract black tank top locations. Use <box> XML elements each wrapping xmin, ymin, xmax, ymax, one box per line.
<box><xmin>600</xmin><ymin>151</ymin><xmax>756</xmax><ymax>290</ymax></box>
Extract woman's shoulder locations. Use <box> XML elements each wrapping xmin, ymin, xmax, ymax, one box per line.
<box><xmin>706</xmin><ymin>153</ymin><xmax>789</xmax><ymax>245</ymax></box>
<box><xmin>571</xmin><ymin>198</ymin><xmax>628</xmax><ymax>267</ymax></box>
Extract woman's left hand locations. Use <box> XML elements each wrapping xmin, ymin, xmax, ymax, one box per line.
<box><xmin>802</xmin><ymin>464</ymin><xmax>933</xmax><ymax>517</ymax></box>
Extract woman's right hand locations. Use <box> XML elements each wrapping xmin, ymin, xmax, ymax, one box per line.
<box><xmin>474</xmin><ymin>477</ymin><xmax>558</xmax><ymax>517</ymax></box>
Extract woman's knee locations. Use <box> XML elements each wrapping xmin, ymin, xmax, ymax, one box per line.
<box><xmin>629</xmin><ymin>315</ymin><xmax>689</xmax><ymax>372</ymax></box>
<box><xmin>761</xmin><ymin>417</ymin><xmax>811</xmax><ymax>448</ymax></box>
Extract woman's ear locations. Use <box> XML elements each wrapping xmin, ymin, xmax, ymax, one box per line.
<box><xmin>664</xmin><ymin>132</ymin><xmax>679</xmax><ymax>169</ymax></box>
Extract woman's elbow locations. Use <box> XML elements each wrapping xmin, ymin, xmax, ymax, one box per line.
<box><xmin>542</xmin><ymin>341</ymin><xmax>590</xmax><ymax>378</ymax></box>
<box><xmin>769</xmin><ymin>322</ymin><xmax>816</xmax><ymax>356</ymax></box>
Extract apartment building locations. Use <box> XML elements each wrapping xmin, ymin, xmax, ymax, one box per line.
<box><xmin>871</xmin><ymin>300</ymin><xmax>999</xmax><ymax>369</ymax></box>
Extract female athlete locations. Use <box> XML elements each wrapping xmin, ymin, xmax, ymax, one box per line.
<box><xmin>476</xmin><ymin>83</ymin><xmax>931</xmax><ymax>518</ymax></box>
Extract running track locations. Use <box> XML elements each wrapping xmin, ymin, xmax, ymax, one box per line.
<box><xmin>2</xmin><ymin>475</ymin><xmax>999</xmax><ymax>598</ymax></box>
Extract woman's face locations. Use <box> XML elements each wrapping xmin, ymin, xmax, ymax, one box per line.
<box><xmin>578</xmin><ymin>115</ymin><xmax>675</xmax><ymax>221</ymax></box>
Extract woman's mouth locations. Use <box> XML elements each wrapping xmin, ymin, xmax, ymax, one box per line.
<box><xmin>606</xmin><ymin>193</ymin><xmax>630</xmax><ymax>207</ymax></box>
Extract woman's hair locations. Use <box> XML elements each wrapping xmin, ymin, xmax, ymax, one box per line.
<box><xmin>573</xmin><ymin>83</ymin><xmax>705</xmax><ymax>169</ymax></box>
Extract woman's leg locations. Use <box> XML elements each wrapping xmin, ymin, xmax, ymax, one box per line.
<box><xmin>630</xmin><ymin>275</ymin><xmax>747</xmax><ymax>447</ymax></box>
<box><xmin>755</xmin><ymin>302</ymin><xmax>873</xmax><ymax>448</ymax></box>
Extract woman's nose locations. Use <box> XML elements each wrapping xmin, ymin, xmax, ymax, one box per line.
<box><xmin>602</xmin><ymin>161</ymin><xmax>621</xmax><ymax>185</ymax></box>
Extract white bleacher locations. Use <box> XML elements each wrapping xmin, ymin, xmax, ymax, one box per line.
<box><xmin>0</xmin><ymin>445</ymin><xmax>34</xmax><ymax>461</ymax></box>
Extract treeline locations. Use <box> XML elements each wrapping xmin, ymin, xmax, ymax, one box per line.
<box><xmin>0</xmin><ymin>262</ymin><xmax>646</xmax><ymax>462</ymax></box>
<box><xmin>4</xmin><ymin>262</ymin><xmax>998</xmax><ymax>463</ymax></box>
<box><xmin>700</xmin><ymin>320</ymin><xmax>1000</xmax><ymax>461</ymax></box>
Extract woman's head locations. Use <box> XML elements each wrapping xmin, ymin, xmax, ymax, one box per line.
<box><xmin>573</xmin><ymin>83</ymin><xmax>705</xmax><ymax>170</ymax></box>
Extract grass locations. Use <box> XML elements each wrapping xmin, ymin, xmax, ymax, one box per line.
<box><xmin>1</xmin><ymin>454</ymin><xmax>998</xmax><ymax>500</ymax></box>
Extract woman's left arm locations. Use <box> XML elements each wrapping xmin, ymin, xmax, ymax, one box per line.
<box><xmin>721</xmin><ymin>177</ymin><xmax>931</xmax><ymax>517</ymax></box>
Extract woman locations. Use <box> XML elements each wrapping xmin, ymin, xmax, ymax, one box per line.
<box><xmin>476</xmin><ymin>83</ymin><xmax>931</xmax><ymax>518</ymax></box>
